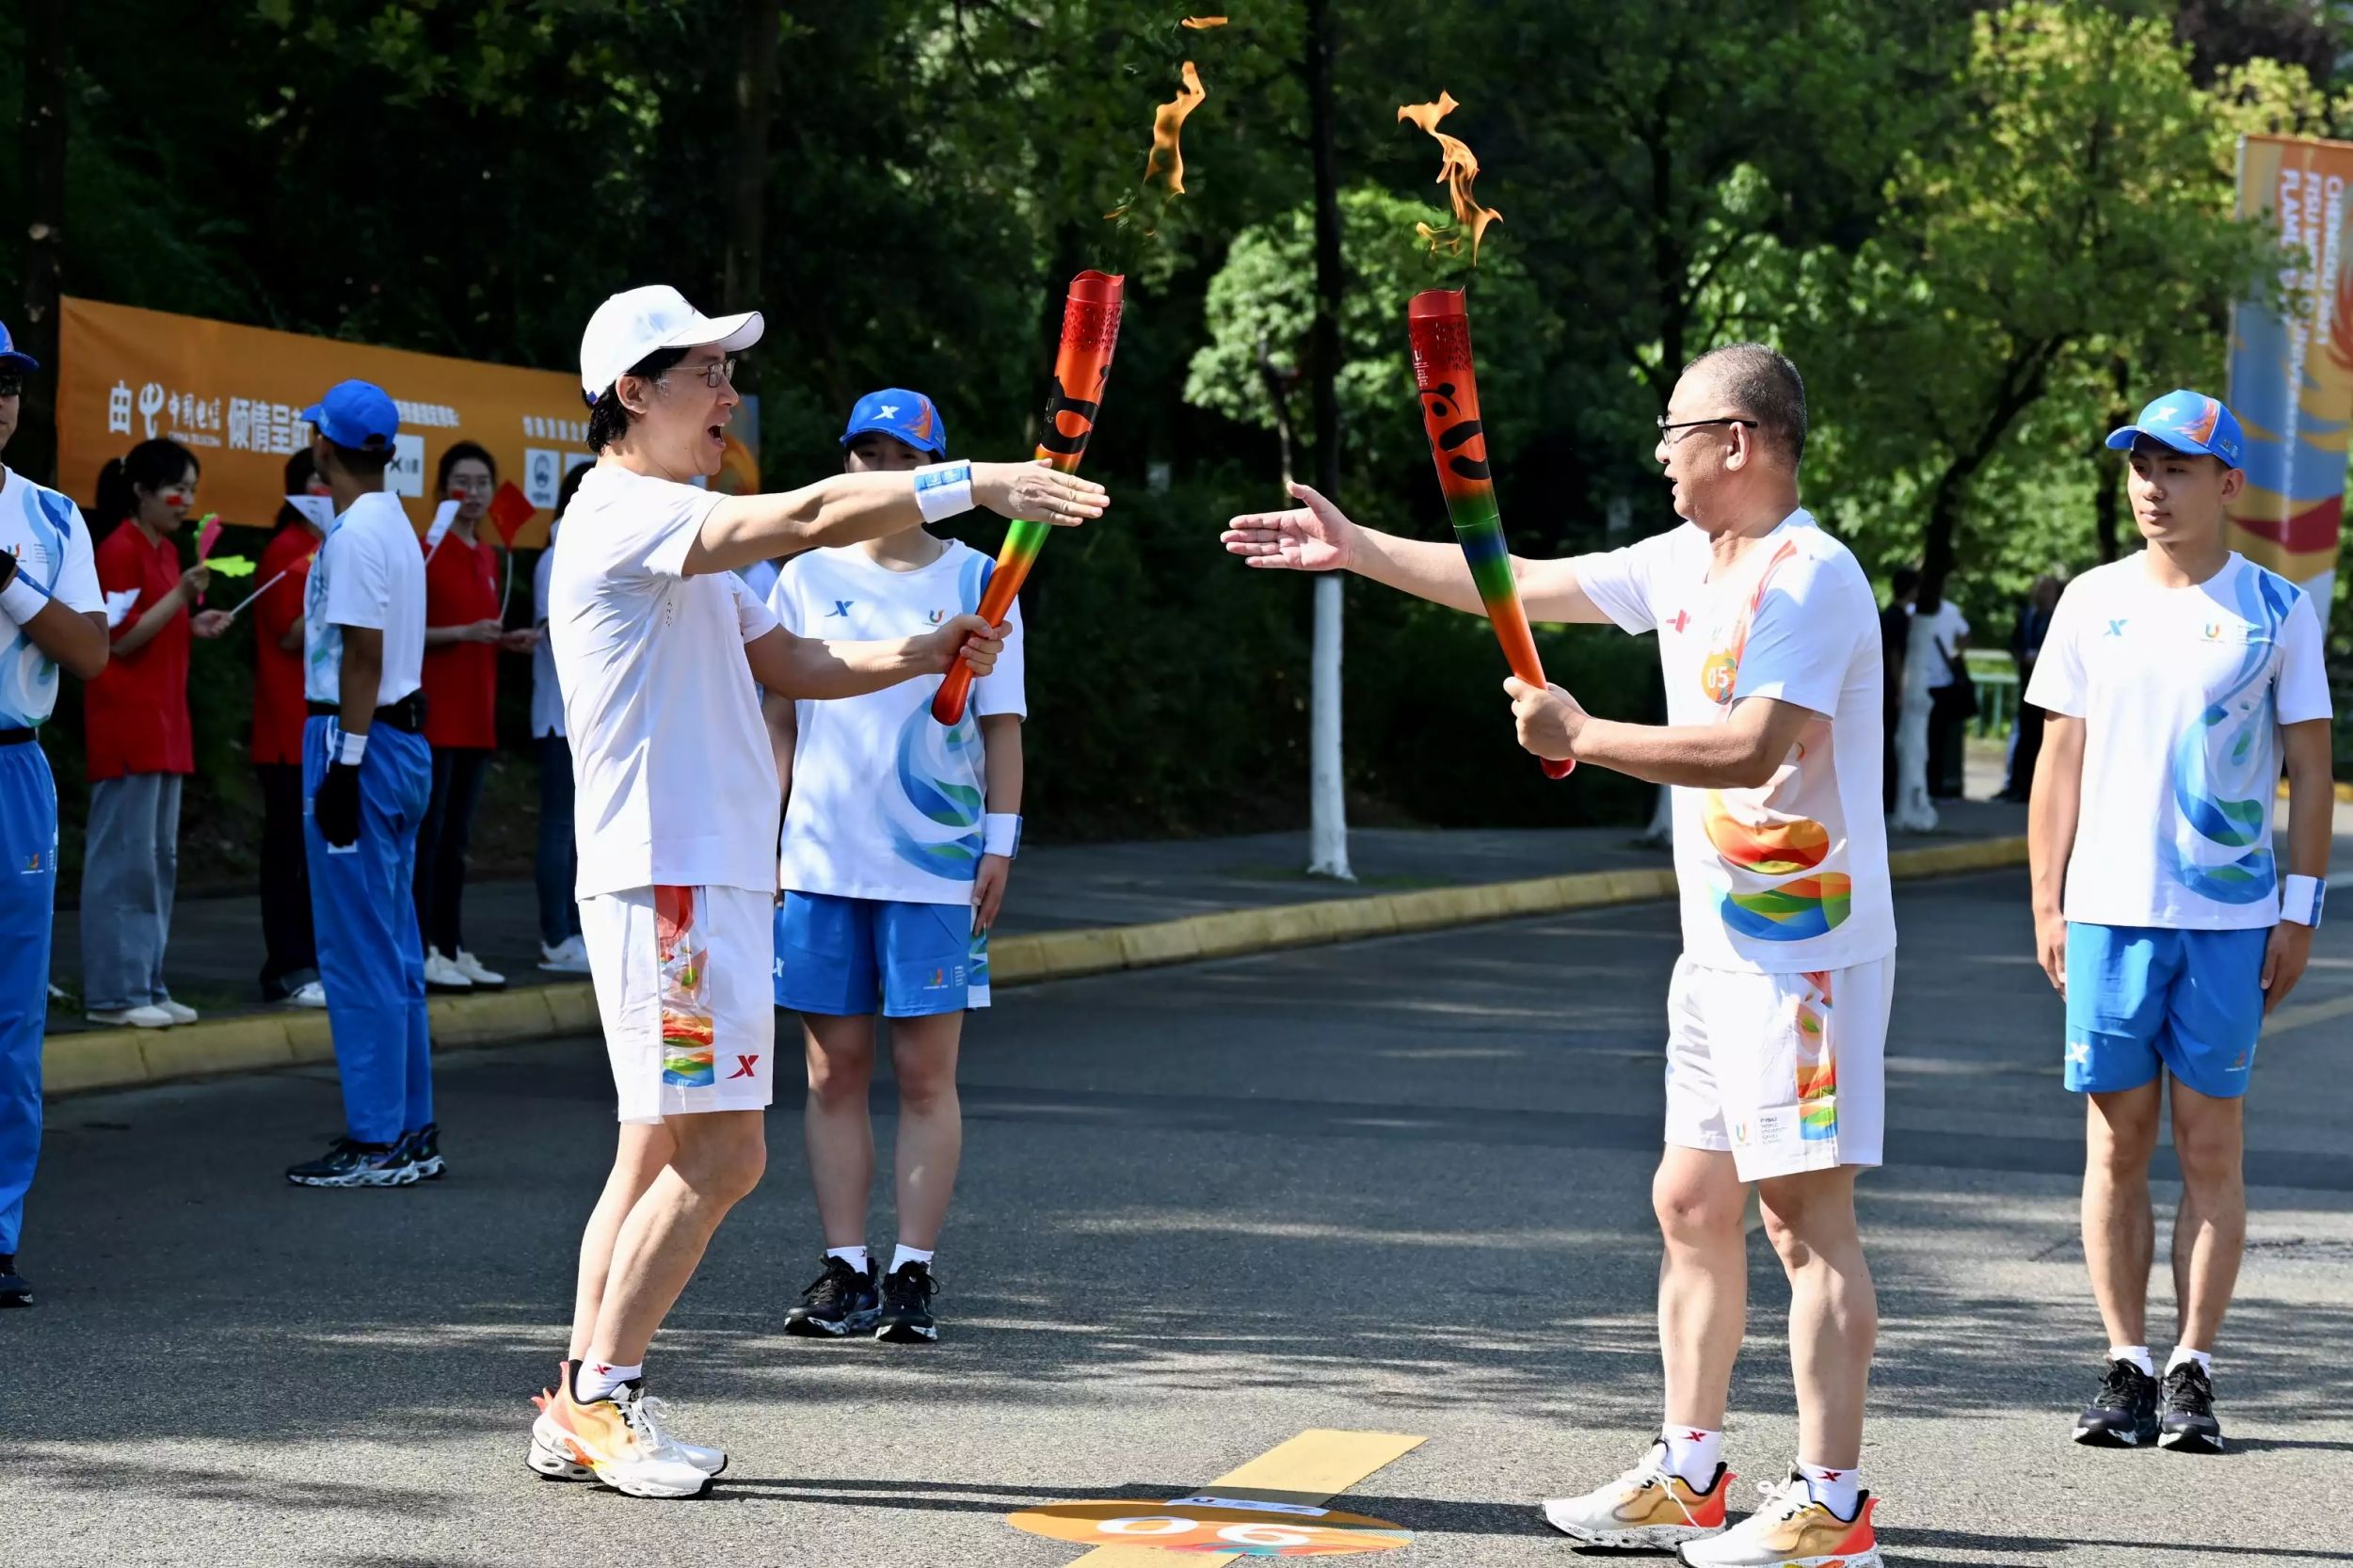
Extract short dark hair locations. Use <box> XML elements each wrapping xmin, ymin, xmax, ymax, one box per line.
<box><xmin>436</xmin><ymin>439</ymin><xmax>497</xmax><ymax>494</ymax></box>
<box><xmin>586</xmin><ymin>346</ymin><xmax>689</xmax><ymax>454</ymax></box>
<box><xmin>320</xmin><ymin>439</ymin><xmax>392</xmax><ymax>482</ymax></box>
<box><xmin>1685</xmin><ymin>343</ymin><xmax>1807</xmax><ymax>467</ymax></box>
<box><xmin>1891</xmin><ymin>566</ymin><xmax>1919</xmax><ymax>598</ymax></box>
<box><xmin>554</xmin><ymin>459</ymin><xmax>590</xmax><ymax>520</ymax></box>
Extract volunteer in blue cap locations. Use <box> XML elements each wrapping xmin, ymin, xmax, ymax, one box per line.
<box><xmin>0</xmin><ymin>321</ymin><xmax>108</xmax><ymax>1306</ymax></box>
<box><xmin>2027</xmin><ymin>388</ymin><xmax>2335</xmax><ymax>1456</ymax></box>
<box><xmin>766</xmin><ymin>387</ymin><xmax>1028</xmax><ymax>1347</ymax></box>
<box><xmin>284</xmin><ymin>379</ymin><xmax>438</xmax><ymax>1190</ymax></box>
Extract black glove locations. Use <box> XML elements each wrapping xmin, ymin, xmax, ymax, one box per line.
<box><xmin>312</xmin><ymin>760</ymin><xmax>362</xmax><ymax>848</ymax></box>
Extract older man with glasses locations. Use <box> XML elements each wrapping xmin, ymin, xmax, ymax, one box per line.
<box><xmin>1224</xmin><ymin>344</ymin><xmax>1893</xmax><ymax>1567</ymax></box>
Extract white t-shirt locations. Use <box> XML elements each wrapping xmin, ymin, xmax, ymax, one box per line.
<box><xmin>739</xmin><ymin>556</ymin><xmax>780</xmax><ymax>608</ymax></box>
<box><xmin>530</xmin><ymin>521</ymin><xmax>564</xmax><ymax>740</ymax></box>
<box><xmin>549</xmin><ymin>463</ymin><xmax>780</xmax><ymax>899</ymax></box>
<box><xmin>1903</xmin><ymin>600</ymin><xmax>1969</xmax><ymax>700</ymax></box>
<box><xmin>2025</xmin><ymin>552</ymin><xmax>2332</xmax><ymax>929</ymax></box>
<box><xmin>1578</xmin><ymin>510</ymin><xmax>1895</xmax><ymax>973</ymax></box>
<box><xmin>770</xmin><ymin>538</ymin><xmax>1026</xmax><ymax>904</ymax></box>
<box><xmin>303</xmin><ymin>490</ymin><xmax>426</xmax><ymax>706</ymax></box>
<box><xmin>0</xmin><ymin>468</ymin><xmax>102</xmax><ymax>728</ymax></box>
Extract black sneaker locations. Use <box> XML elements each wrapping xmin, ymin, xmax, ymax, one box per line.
<box><xmin>397</xmin><ymin>1123</ymin><xmax>445</xmax><ymax>1180</ymax></box>
<box><xmin>785</xmin><ymin>1255</ymin><xmax>880</xmax><ymax>1337</ymax></box>
<box><xmin>2159</xmin><ymin>1360</ymin><xmax>2225</xmax><ymax>1453</ymax></box>
<box><xmin>0</xmin><ymin>1253</ymin><xmax>31</xmax><ymax>1307</ymax></box>
<box><xmin>2073</xmin><ymin>1357</ymin><xmax>2160</xmax><ymax>1448</ymax></box>
<box><xmin>874</xmin><ymin>1260</ymin><xmax>938</xmax><ymax>1344</ymax></box>
<box><xmin>285</xmin><ymin>1136</ymin><xmax>417</xmax><ymax>1189</ymax></box>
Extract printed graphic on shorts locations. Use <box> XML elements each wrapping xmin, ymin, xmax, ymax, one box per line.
<box><xmin>654</xmin><ymin>885</ymin><xmax>714</xmax><ymax>1088</ymax></box>
<box><xmin>0</xmin><ymin>489</ymin><xmax>74</xmax><ymax>728</ymax></box>
<box><xmin>1698</xmin><ymin>539</ymin><xmax>1852</xmax><ymax>942</ymax></box>
<box><xmin>1795</xmin><ymin>970</ymin><xmax>1837</xmax><ymax>1143</ymax></box>
<box><xmin>968</xmin><ymin>925</ymin><xmax>991</xmax><ymax>993</ymax></box>
<box><xmin>2167</xmin><ymin>566</ymin><xmax>2292</xmax><ymax>904</ymax></box>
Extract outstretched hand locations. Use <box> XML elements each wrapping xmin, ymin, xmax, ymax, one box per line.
<box><xmin>1221</xmin><ymin>481</ymin><xmax>1358</xmax><ymax>572</ymax></box>
<box><xmin>973</xmin><ymin>460</ymin><xmax>1108</xmax><ymax>528</ymax></box>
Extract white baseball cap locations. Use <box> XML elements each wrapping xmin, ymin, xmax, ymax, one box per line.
<box><xmin>579</xmin><ymin>284</ymin><xmax>764</xmax><ymax>401</ymax></box>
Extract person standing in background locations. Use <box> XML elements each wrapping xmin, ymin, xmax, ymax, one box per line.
<box><xmin>414</xmin><ymin>441</ymin><xmax>506</xmax><ymax>992</ymax></box>
<box><xmin>0</xmin><ymin>319</ymin><xmax>110</xmax><ymax>1308</ymax></box>
<box><xmin>2003</xmin><ymin>572</ymin><xmax>2061</xmax><ymax>803</ymax></box>
<box><xmin>1879</xmin><ymin>566</ymin><xmax>1915</xmax><ymax>811</ymax></box>
<box><xmin>531</xmin><ymin>463</ymin><xmax>587</xmax><ymax>973</ymax></box>
<box><xmin>253</xmin><ymin>450</ymin><xmax>331</xmax><ymax>1008</ymax></box>
<box><xmin>81</xmin><ymin>437</ymin><xmax>230</xmax><ymax>1030</ymax></box>
<box><xmin>1913</xmin><ymin>577</ymin><xmax>1972</xmax><ymax>800</ymax></box>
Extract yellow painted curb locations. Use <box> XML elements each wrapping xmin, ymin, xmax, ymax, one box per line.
<box><xmin>45</xmin><ymin>833</ymin><xmax>2032</xmax><ymax>1100</ymax></box>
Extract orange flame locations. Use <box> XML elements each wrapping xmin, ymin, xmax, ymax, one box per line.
<box><xmin>1398</xmin><ymin>90</ymin><xmax>1500</xmax><ymax>265</ymax></box>
<box><xmin>1107</xmin><ymin>60</ymin><xmax>1208</xmax><ymax>229</ymax></box>
<box><xmin>1180</xmin><ymin>15</ymin><xmax>1228</xmax><ymax>26</ymax></box>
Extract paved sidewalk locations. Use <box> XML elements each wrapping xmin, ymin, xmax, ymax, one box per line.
<box><xmin>44</xmin><ymin>793</ymin><xmax>2030</xmax><ymax>1032</ymax></box>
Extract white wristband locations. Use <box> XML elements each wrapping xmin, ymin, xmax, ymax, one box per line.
<box><xmin>2281</xmin><ymin>872</ymin><xmax>2325</xmax><ymax>928</ymax></box>
<box><xmin>0</xmin><ymin>574</ymin><xmax>51</xmax><ymax>626</ymax></box>
<box><xmin>984</xmin><ymin>812</ymin><xmax>1022</xmax><ymax>859</ymax></box>
<box><xmin>337</xmin><ymin>728</ymin><xmax>369</xmax><ymax>766</ymax></box>
<box><xmin>912</xmin><ymin>460</ymin><xmax>975</xmax><ymax>524</ymax></box>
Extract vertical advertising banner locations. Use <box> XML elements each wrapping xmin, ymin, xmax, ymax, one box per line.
<box><xmin>2226</xmin><ymin>134</ymin><xmax>2353</xmax><ymax>616</ymax></box>
<box><xmin>56</xmin><ymin>297</ymin><xmax>762</xmax><ymax>546</ymax></box>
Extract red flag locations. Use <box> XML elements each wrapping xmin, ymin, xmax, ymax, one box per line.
<box><xmin>487</xmin><ymin>482</ymin><xmax>535</xmax><ymax>549</ymax></box>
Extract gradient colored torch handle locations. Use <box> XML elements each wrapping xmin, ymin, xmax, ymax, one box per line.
<box><xmin>1407</xmin><ymin>289</ymin><xmax>1571</xmax><ymax>779</ymax></box>
<box><xmin>933</xmin><ymin>270</ymin><xmax>1126</xmax><ymax>726</ymax></box>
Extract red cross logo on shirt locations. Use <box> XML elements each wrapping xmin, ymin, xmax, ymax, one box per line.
<box><xmin>728</xmin><ymin>1055</ymin><xmax>760</xmax><ymax>1080</ymax></box>
<box><xmin>1669</xmin><ymin>610</ymin><xmax>1690</xmax><ymax>632</ymax></box>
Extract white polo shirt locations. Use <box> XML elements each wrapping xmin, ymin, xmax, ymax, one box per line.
<box><xmin>0</xmin><ymin>467</ymin><xmax>103</xmax><ymax>728</ymax></box>
<box><xmin>549</xmin><ymin>463</ymin><xmax>781</xmax><ymax>899</ymax></box>
<box><xmin>303</xmin><ymin>490</ymin><xmax>426</xmax><ymax>706</ymax></box>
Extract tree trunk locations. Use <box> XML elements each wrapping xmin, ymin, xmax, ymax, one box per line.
<box><xmin>2090</xmin><ymin>352</ymin><xmax>2131</xmax><ymax>564</ymax></box>
<box><xmin>1304</xmin><ymin>0</ymin><xmax>1351</xmax><ymax>880</ymax></box>
<box><xmin>723</xmin><ymin>1</ymin><xmax>780</xmax><ymax>308</ymax></box>
<box><xmin>19</xmin><ymin>0</ymin><xmax>69</xmax><ymax>482</ymax></box>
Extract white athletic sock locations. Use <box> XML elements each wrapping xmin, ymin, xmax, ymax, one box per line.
<box><xmin>889</xmin><ymin>1243</ymin><xmax>934</xmax><ymax>1274</ymax></box>
<box><xmin>2110</xmin><ymin>1344</ymin><xmax>2154</xmax><ymax>1377</ymax></box>
<box><xmin>827</xmin><ymin>1244</ymin><xmax>871</xmax><ymax>1275</ymax></box>
<box><xmin>574</xmin><ymin>1359</ymin><xmax>642</xmax><ymax>1404</ymax></box>
<box><xmin>1796</xmin><ymin>1461</ymin><xmax>1861</xmax><ymax>1519</ymax></box>
<box><xmin>1659</xmin><ymin>1427</ymin><xmax>1722</xmax><ymax>1488</ymax></box>
<box><xmin>2166</xmin><ymin>1345</ymin><xmax>2212</xmax><ymax>1376</ymax></box>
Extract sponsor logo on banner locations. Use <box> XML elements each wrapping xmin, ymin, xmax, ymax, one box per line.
<box><xmin>384</xmin><ymin>434</ymin><xmax>426</xmax><ymax>499</ymax></box>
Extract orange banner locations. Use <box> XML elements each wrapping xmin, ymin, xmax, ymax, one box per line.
<box><xmin>56</xmin><ymin>296</ymin><xmax>760</xmax><ymax>546</ymax></box>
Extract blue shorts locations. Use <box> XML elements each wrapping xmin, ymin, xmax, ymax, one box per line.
<box><xmin>775</xmin><ymin>891</ymin><xmax>990</xmax><ymax>1018</ymax></box>
<box><xmin>2064</xmin><ymin>922</ymin><xmax>2268</xmax><ymax>1099</ymax></box>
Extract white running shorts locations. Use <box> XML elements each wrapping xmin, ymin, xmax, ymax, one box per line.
<box><xmin>1661</xmin><ymin>952</ymin><xmax>1892</xmax><ymax>1181</ymax></box>
<box><xmin>580</xmin><ymin>883</ymin><xmax>776</xmax><ymax>1125</ymax></box>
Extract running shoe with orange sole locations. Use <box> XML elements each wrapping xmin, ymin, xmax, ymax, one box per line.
<box><xmin>1677</xmin><ymin>1471</ymin><xmax>1882</xmax><ymax>1567</ymax></box>
<box><xmin>1540</xmin><ymin>1436</ymin><xmax>1736</xmax><ymax>1549</ymax></box>
<box><xmin>526</xmin><ymin>1363</ymin><xmax>715</xmax><ymax>1498</ymax></box>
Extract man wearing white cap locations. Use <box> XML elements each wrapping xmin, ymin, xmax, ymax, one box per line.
<box><xmin>527</xmin><ymin>285</ymin><xmax>1107</xmax><ymax>1498</ymax></box>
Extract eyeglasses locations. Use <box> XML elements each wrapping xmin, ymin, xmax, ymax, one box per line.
<box><xmin>0</xmin><ymin>376</ymin><xmax>22</xmax><ymax>399</ymax></box>
<box><xmin>1657</xmin><ymin>415</ymin><xmax>1758</xmax><ymax>441</ymax></box>
<box><xmin>660</xmin><ymin>358</ymin><xmax>738</xmax><ymax>392</ymax></box>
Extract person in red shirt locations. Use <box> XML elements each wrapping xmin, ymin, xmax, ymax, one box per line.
<box><xmin>80</xmin><ymin>438</ymin><xmax>229</xmax><ymax>1028</ymax></box>
<box><xmin>253</xmin><ymin>450</ymin><xmax>329</xmax><ymax>1007</ymax></box>
<box><xmin>414</xmin><ymin>441</ymin><xmax>513</xmax><ymax>991</ymax></box>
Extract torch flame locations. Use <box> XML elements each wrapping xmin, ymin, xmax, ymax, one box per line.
<box><xmin>1398</xmin><ymin>90</ymin><xmax>1501</xmax><ymax>265</ymax></box>
<box><xmin>1106</xmin><ymin>60</ymin><xmax>1208</xmax><ymax>232</ymax></box>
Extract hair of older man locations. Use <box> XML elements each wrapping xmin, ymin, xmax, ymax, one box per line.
<box><xmin>1685</xmin><ymin>343</ymin><xmax>1807</xmax><ymax>467</ymax></box>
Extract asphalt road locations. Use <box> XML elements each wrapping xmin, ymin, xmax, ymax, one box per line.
<box><xmin>8</xmin><ymin>868</ymin><xmax>2351</xmax><ymax>1567</ymax></box>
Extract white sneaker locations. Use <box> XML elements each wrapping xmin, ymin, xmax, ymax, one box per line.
<box><xmin>1676</xmin><ymin>1471</ymin><xmax>1882</xmax><ymax>1567</ymax></box>
<box><xmin>1539</xmin><ymin>1438</ymin><xmax>1733</xmax><ymax>1549</ymax></box>
<box><xmin>526</xmin><ymin>1365</ymin><xmax>727</xmax><ymax>1480</ymax></box>
<box><xmin>450</xmin><ymin>949</ymin><xmax>504</xmax><ymax>986</ymax></box>
<box><xmin>422</xmin><ymin>949</ymin><xmax>473</xmax><ymax>990</ymax></box>
<box><xmin>86</xmin><ymin>1005</ymin><xmax>174</xmax><ymax>1030</ymax></box>
<box><xmin>528</xmin><ymin>1373</ymin><xmax>713</xmax><ymax>1498</ymax></box>
<box><xmin>537</xmin><ymin>936</ymin><xmax>591</xmax><ymax>973</ymax></box>
<box><xmin>155</xmin><ymin>1000</ymin><xmax>199</xmax><ymax>1025</ymax></box>
<box><xmin>286</xmin><ymin>981</ymin><xmax>328</xmax><ymax>1009</ymax></box>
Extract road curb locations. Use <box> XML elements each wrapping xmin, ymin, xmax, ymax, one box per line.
<box><xmin>45</xmin><ymin>834</ymin><xmax>2028</xmax><ymax>1099</ymax></box>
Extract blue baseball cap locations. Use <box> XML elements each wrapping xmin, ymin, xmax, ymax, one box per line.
<box><xmin>841</xmin><ymin>389</ymin><xmax>947</xmax><ymax>456</ymax></box>
<box><xmin>301</xmin><ymin>379</ymin><xmax>400</xmax><ymax>450</ymax></box>
<box><xmin>2105</xmin><ymin>389</ymin><xmax>2245</xmax><ymax>469</ymax></box>
<box><xmin>0</xmin><ymin>320</ymin><xmax>38</xmax><ymax>376</ymax></box>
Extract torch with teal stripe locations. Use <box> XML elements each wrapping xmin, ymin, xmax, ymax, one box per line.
<box><xmin>1407</xmin><ymin>289</ymin><xmax>1571</xmax><ymax>778</ymax></box>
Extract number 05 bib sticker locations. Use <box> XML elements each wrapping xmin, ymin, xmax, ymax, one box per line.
<box><xmin>1005</xmin><ymin>1496</ymin><xmax>1412</xmax><ymax>1556</ymax></box>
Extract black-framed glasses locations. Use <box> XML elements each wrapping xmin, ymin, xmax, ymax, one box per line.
<box><xmin>1657</xmin><ymin>415</ymin><xmax>1757</xmax><ymax>440</ymax></box>
<box><xmin>660</xmin><ymin>357</ymin><xmax>738</xmax><ymax>392</ymax></box>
